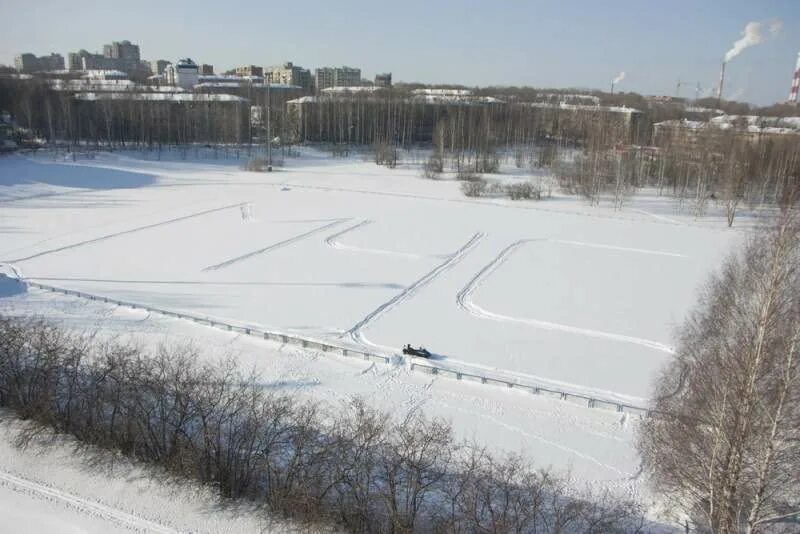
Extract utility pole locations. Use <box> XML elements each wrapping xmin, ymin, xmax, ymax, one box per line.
<box><xmin>266</xmin><ymin>80</ymin><xmax>272</xmax><ymax>171</ymax></box>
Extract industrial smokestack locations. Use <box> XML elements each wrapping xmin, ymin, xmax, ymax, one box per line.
<box><xmin>610</xmin><ymin>71</ymin><xmax>625</xmax><ymax>95</ymax></box>
<box><xmin>717</xmin><ymin>61</ymin><xmax>726</xmax><ymax>104</ymax></box>
<box><xmin>789</xmin><ymin>51</ymin><xmax>800</xmax><ymax>103</ymax></box>
<box><xmin>717</xmin><ymin>20</ymin><xmax>782</xmax><ymax>105</ymax></box>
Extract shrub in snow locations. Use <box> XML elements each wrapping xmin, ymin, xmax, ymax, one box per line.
<box><xmin>475</xmin><ymin>152</ymin><xmax>500</xmax><ymax>174</ymax></box>
<box><xmin>373</xmin><ymin>142</ymin><xmax>398</xmax><ymax>168</ymax></box>
<box><xmin>329</xmin><ymin>143</ymin><xmax>350</xmax><ymax>158</ymax></box>
<box><xmin>244</xmin><ymin>158</ymin><xmax>268</xmax><ymax>172</ymax></box>
<box><xmin>461</xmin><ymin>178</ymin><xmax>487</xmax><ymax>197</ymax></box>
<box><xmin>456</xmin><ymin>166</ymin><xmax>481</xmax><ymax>182</ymax></box>
<box><xmin>505</xmin><ymin>181</ymin><xmax>542</xmax><ymax>200</ymax></box>
<box><xmin>422</xmin><ymin>154</ymin><xmax>444</xmax><ymax>179</ymax></box>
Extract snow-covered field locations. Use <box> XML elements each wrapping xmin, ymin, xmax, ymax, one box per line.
<box><xmin>0</xmin><ymin>147</ymin><xmax>745</xmax><ymax>518</ymax></box>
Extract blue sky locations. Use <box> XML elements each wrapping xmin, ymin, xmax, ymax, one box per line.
<box><xmin>1</xmin><ymin>0</ymin><xmax>797</xmax><ymax>105</ymax></box>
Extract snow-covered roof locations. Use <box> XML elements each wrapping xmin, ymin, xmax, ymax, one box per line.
<box><xmin>287</xmin><ymin>94</ymin><xmax>504</xmax><ymax>106</ymax></box>
<box><xmin>73</xmin><ymin>92</ymin><xmax>248</xmax><ymax>103</ymax></box>
<box><xmin>709</xmin><ymin>114</ymin><xmax>800</xmax><ymax>130</ymax></box>
<box><xmin>522</xmin><ymin>102</ymin><xmax>641</xmax><ymax>114</ymax></box>
<box><xmin>654</xmin><ymin>119</ymin><xmax>704</xmax><ymax>129</ymax></box>
<box><xmin>655</xmin><ymin>117</ymin><xmax>800</xmax><ymax>135</ymax></box>
<box><xmin>424</xmin><ymin>95</ymin><xmax>504</xmax><ymax>104</ymax></box>
<box><xmin>413</xmin><ymin>88</ymin><xmax>472</xmax><ymax>96</ymax></box>
<box><xmin>536</xmin><ymin>93</ymin><xmax>601</xmax><ymax>105</ymax></box>
<box><xmin>83</xmin><ymin>70</ymin><xmax>128</xmax><ymax>79</ymax></box>
<box><xmin>683</xmin><ymin>106</ymin><xmax>724</xmax><ymax>115</ymax></box>
<box><xmin>287</xmin><ymin>96</ymin><xmax>317</xmax><ymax>104</ymax></box>
<box><xmin>50</xmin><ymin>79</ymin><xmax>137</xmax><ymax>91</ymax></box>
<box><xmin>194</xmin><ymin>82</ymin><xmax>301</xmax><ymax>90</ymax></box>
<box><xmin>322</xmin><ymin>86</ymin><xmax>382</xmax><ymax>93</ymax></box>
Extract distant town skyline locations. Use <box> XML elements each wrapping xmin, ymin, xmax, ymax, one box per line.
<box><xmin>1</xmin><ymin>0</ymin><xmax>798</xmax><ymax>105</ymax></box>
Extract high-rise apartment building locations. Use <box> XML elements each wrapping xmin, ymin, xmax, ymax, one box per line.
<box><xmin>68</xmin><ymin>40</ymin><xmax>142</xmax><ymax>73</ymax></box>
<box><xmin>235</xmin><ymin>65</ymin><xmax>263</xmax><ymax>77</ymax></box>
<box><xmin>334</xmin><ymin>66</ymin><xmax>361</xmax><ymax>87</ymax></box>
<box><xmin>314</xmin><ymin>66</ymin><xmax>362</xmax><ymax>90</ymax></box>
<box><xmin>266</xmin><ymin>62</ymin><xmax>311</xmax><ymax>90</ymax></box>
<box><xmin>104</xmin><ymin>40</ymin><xmax>140</xmax><ymax>63</ymax></box>
<box><xmin>374</xmin><ymin>73</ymin><xmax>392</xmax><ymax>88</ymax></box>
<box><xmin>14</xmin><ymin>53</ymin><xmax>65</xmax><ymax>72</ymax></box>
<box><xmin>150</xmin><ymin>59</ymin><xmax>170</xmax><ymax>75</ymax></box>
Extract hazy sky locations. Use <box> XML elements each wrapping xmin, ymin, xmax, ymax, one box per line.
<box><xmin>1</xmin><ymin>0</ymin><xmax>798</xmax><ymax>105</ymax></box>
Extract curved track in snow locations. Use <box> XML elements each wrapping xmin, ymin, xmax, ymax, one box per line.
<box><xmin>347</xmin><ymin>232</ymin><xmax>484</xmax><ymax>343</ymax></box>
<box><xmin>325</xmin><ymin>219</ymin><xmax>444</xmax><ymax>259</ymax></box>
<box><xmin>0</xmin><ymin>470</ymin><xmax>178</xmax><ymax>533</ymax></box>
<box><xmin>456</xmin><ymin>239</ymin><xmax>676</xmax><ymax>354</ymax></box>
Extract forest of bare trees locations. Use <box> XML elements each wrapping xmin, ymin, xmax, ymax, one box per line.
<box><xmin>2</xmin><ymin>75</ymin><xmax>799</xmax><ymax>220</ymax></box>
<box><xmin>638</xmin><ymin>212</ymin><xmax>800</xmax><ymax>533</ymax></box>
<box><xmin>0</xmin><ymin>314</ymin><xmax>646</xmax><ymax>533</ymax></box>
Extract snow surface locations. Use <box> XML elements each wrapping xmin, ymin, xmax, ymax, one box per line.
<box><xmin>0</xmin><ymin>147</ymin><xmax>748</xmax><ymax>512</ymax></box>
<box><xmin>0</xmin><ymin>412</ymin><xmax>293</xmax><ymax>533</ymax></box>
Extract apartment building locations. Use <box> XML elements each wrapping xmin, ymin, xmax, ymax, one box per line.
<box><xmin>266</xmin><ymin>62</ymin><xmax>311</xmax><ymax>90</ymax></box>
<box><xmin>15</xmin><ymin>53</ymin><xmax>65</xmax><ymax>72</ymax></box>
<box><xmin>235</xmin><ymin>65</ymin><xmax>263</xmax><ymax>77</ymax></box>
<box><xmin>314</xmin><ymin>66</ymin><xmax>362</xmax><ymax>90</ymax></box>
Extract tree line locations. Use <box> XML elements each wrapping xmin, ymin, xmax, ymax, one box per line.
<box><xmin>0</xmin><ymin>314</ymin><xmax>646</xmax><ymax>533</ymax></box>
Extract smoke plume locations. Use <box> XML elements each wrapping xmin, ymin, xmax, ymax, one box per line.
<box><xmin>612</xmin><ymin>71</ymin><xmax>626</xmax><ymax>85</ymax></box>
<box><xmin>724</xmin><ymin>20</ymin><xmax>782</xmax><ymax>63</ymax></box>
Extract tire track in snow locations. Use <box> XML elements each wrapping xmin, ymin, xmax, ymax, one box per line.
<box><xmin>347</xmin><ymin>232</ymin><xmax>484</xmax><ymax>342</ymax></box>
<box><xmin>456</xmin><ymin>240</ymin><xmax>676</xmax><ymax>354</ymax></box>
<box><xmin>202</xmin><ymin>218</ymin><xmax>348</xmax><ymax>271</ymax></box>
<box><xmin>0</xmin><ymin>470</ymin><xmax>178</xmax><ymax>533</ymax></box>
<box><xmin>553</xmin><ymin>239</ymin><xmax>686</xmax><ymax>258</ymax></box>
<box><xmin>8</xmin><ymin>202</ymin><xmax>246</xmax><ymax>264</ymax></box>
<box><xmin>325</xmin><ymin>219</ymin><xmax>442</xmax><ymax>259</ymax></box>
<box><xmin>428</xmin><ymin>395</ymin><xmax>633</xmax><ymax>477</ymax></box>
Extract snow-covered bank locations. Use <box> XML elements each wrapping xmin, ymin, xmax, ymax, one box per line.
<box><xmin>0</xmin><ymin>412</ymin><xmax>293</xmax><ymax>533</ymax></box>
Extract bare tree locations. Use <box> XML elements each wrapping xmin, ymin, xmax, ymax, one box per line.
<box><xmin>638</xmin><ymin>212</ymin><xmax>800</xmax><ymax>533</ymax></box>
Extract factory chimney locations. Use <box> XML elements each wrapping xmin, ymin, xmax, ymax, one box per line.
<box><xmin>717</xmin><ymin>61</ymin><xmax>726</xmax><ymax>104</ymax></box>
<box><xmin>789</xmin><ymin>51</ymin><xmax>800</xmax><ymax>103</ymax></box>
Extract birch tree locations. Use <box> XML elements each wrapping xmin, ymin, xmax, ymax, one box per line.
<box><xmin>638</xmin><ymin>212</ymin><xmax>800</xmax><ymax>533</ymax></box>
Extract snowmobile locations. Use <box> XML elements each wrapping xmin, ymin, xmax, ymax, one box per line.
<box><xmin>402</xmin><ymin>344</ymin><xmax>432</xmax><ymax>358</ymax></box>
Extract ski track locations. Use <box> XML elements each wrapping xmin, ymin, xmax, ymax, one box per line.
<box><xmin>553</xmin><ymin>239</ymin><xmax>686</xmax><ymax>258</ymax></box>
<box><xmin>0</xmin><ymin>187</ymin><xmax>100</xmax><ymax>205</ymax></box>
<box><xmin>7</xmin><ymin>202</ymin><xmax>246</xmax><ymax>264</ymax></box>
<box><xmin>275</xmin><ymin>176</ymin><xmax>737</xmax><ymax>232</ymax></box>
<box><xmin>456</xmin><ymin>240</ymin><xmax>676</xmax><ymax>354</ymax></box>
<box><xmin>632</xmin><ymin>208</ymin><xmax>681</xmax><ymax>225</ymax></box>
<box><xmin>0</xmin><ymin>470</ymin><xmax>178</xmax><ymax>533</ymax></box>
<box><xmin>202</xmin><ymin>218</ymin><xmax>348</xmax><ymax>271</ymax></box>
<box><xmin>347</xmin><ymin>232</ymin><xmax>484</xmax><ymax>341</ymax></box>
<box><xmin>325</xmin><ymin>219</ymin><xmax>442</xmax><ymax>259</ymax></box>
